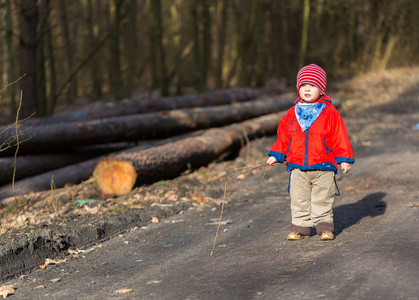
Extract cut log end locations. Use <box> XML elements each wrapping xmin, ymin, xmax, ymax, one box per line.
<box><xmin>93</xmin><ymin>159</ymin><xmax>137</xmax><ymax>196</ymax></box>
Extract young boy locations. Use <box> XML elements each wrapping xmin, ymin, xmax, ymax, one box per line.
<box><xmin>267</xmin><ymin>64</ymin><xmax>354</xmax><ymax>241</ymax></box>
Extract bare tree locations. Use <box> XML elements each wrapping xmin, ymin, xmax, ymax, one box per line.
<box><xmin>0</xmin><ymin>0</ymin><xmax>18</xmax><ymax>116</ymax></box>
<box><xmin>17</xmin><ymin>0</ymin><xmax>39</xmax><ymax>118</ymax></box>
<box><xmin>58</xmin><ymin>0</ymin><xmax>77</xmax><ymax>103</ymax></box>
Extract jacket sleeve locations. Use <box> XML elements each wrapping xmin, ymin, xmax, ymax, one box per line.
<box><xmin>268</xmin><ymin>112</ymin><xmax>290</xmax><ymax>163</ymax></box>
<box><xmin>331</xmin><ymin>110</ymin><xmax>355</xmax><ymax>164</ymax></box>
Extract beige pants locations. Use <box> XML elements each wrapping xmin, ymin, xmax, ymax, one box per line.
<box><xmin>289</xmin><ymin>169</ymin><xmax>336</xmax><ymax>229</ymax></box>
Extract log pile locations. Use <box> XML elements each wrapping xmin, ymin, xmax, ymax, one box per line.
<box><xmin>0</xmin><ymin>89</ymin><xmax>336</xmax><ymax>200</ymax></box>
<box><xmin>0</xmin><ymin>96</ymin><xmax>293</xmax><ymax>156</ymax></box>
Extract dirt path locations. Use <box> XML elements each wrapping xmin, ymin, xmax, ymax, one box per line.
<box><xmin>1</xmin><ymin>68</ymin><xmax>419</xmax><ymax>299</ymax></box>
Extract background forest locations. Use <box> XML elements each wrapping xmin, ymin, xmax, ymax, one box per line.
<box><xmin>0</xmin><ymin>0</ymin><xmax>418</xmax><ymax>120</ymax></box>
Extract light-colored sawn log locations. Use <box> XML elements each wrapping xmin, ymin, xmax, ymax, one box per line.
<box><xmin>92</xmin><ymin>112</ymin><xmax>286</xmax><ymax>195</ymax></box>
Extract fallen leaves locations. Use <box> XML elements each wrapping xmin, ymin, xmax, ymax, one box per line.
<box><xmin>40</xmin><ymin>258</ymin><xmax>67</xmax><ymax>269</ymax></box>
<box><xmin>115</xmin><ymin>289</ymin><xmax>133</xmax><ymax>294</ymax></box>
<box><xmin>0</xmin><ymin>285</ymin><xmax>15</xmax><ymax>298</ymax></box>
<box><xmin>68</xmin><ymin>245</ymin><xmax>102</xmax><ymax>256</ymax></box>
<box><xmin>206</xmin><ymin>218</ymin><xmax>232</xmax><ymax>226</ymax></box>
<box><xmin>404</xmin><ymin>201</ymin><xmax>419</xmax><ymax>208</ymax></box>
<box><xmin>188</xmin><ymin>191</ymin><xmax>213</xmax><ymax>205</ymax></box>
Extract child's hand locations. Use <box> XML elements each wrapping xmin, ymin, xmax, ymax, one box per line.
<box><xmin>267</xmin><ymin>157</ymin><xmax>277</xmax><ymax>166</ymax></box>
<box><xmin>341</xmin><ymin>162</ymin><xmax>351</xmax><ymax>173</ymax></box>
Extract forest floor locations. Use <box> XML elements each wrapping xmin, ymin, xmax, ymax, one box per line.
<box><xmin>0</xmin><ymin>67</ymin><xmax>419</xmax><ymax>299</ymax></box>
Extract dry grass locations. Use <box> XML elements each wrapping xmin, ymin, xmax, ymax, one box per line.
<box><xmin>335</xmin><ymin>66</ymin><xmax>419</xmax><ymax>113</ymax></box>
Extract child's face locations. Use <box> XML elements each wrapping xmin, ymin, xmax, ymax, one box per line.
<box><xmin>298</xmin><ymin>83</ymin><xmax>321</xmax><ymax>102</ymax></box>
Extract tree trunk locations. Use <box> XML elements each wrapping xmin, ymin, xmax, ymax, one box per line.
<box><xmin>215</xmin><ymin>0</ymin><xmax>228</xmax><ymax>88</ymax></box>
<box><xmin>147</xmin><ymin>0</ymin><xmax>157</xmax><ymax>92</ymax></box>
<box><xmin>255</xmin><ymin>0</ymin><xmax>266</xmax><ymax>87</ymax></box>
<box><xmin>20</xmin><ymin>88</ymin><xmax>258</xmax><ymax>125</ymax></box>
<box><xmin>0</xmin><ymin>149</ymin><xmax>121</xmax><ymax>186</ymax></box>
<box><xmin>86</xmin><ymin>0</ymin><xmax>103</xmax><ymax>99</ymax></box>
<box><xmin>201</xmin><ymin>0</ymin><xmax>210</xmax><ymax>90</ymax></box>
<box><xmin>43</xmin><ymin>0</ymin><xmax>57</xmax><ymax>116</ymax></box>
<box><xmin>112</xmin><ymin>0</ymin><xmax>124</xmax><ymax>100</ymax></box>
<box><xmin>171</xmin><ymin>0</ymin><xmax>183</xmax><ymax>95</ymax></box>
<box><xmin>58</xmin><ymin>0</ymin><xmax>76</xmax><ymax>103</ymax></box>
<box><xmin>154</xmin><ymin>0</ymin><xmax>169</xmax><ymax>96</ymax></box>
<box><xmin>124</xmin><ymin>0</ymin><xmax>138</xmax><ymax>98</ymax></box>
<box><xmin>0</xmin><ymin>156</ymin><xmax>100</xmax><ymax>201</ymax></box>
<box><xmin>1</xmin><ymin>0</ymin><xmax>18</xmax><ymax>116</ymax></box>
<box><xmin>299</xmin><ymin>0</ymin><xmax>310</xmax><ymax>68</ymax></box>
<box><xmin>37</xmin><ymin>5</ymin><xmax>47</xmax><ymax>117</ymax></box>
<box><xmin>93</xmin><ymin>111</ymin><xmax>286</xmax><ymax>195</ymax></box>
<box><xmin>18</xmin><ymin>0</ymin><xmax>39</xmax><ymax>118</ymax></box>
<box><xmin>0</xmin><ymin>94</ymin><xmax>296</xmax><ymax>156</ymax></box>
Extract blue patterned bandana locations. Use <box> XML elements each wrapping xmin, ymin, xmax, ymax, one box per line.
<box><xmin>295</xmin><ymin>102</ymin><xmax>326</xmax><ymax>131</ymax></box>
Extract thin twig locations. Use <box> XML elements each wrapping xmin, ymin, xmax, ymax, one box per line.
<box><xmin>12</xmin><ymin>91</ymin><xmax>24</xmax><ymax>222</ymax></box>
<box><xmin>210</xmin><ymin>163</ymin><xmax>270</xmax><ymax>256</ymax></box>
<box><xmin>241</xmin><ymin>129</ymin><xmax>251</xmax><ymax>163</ymax></box>
<box><xmin>260</xmin><ymin>164</ymin><xmax>271</xmax><ymax>182</ymax></box>
<box><xmin>51</xmin><ymin>175</ymin><xmax>57</xmax><ymax>214</ymax></box>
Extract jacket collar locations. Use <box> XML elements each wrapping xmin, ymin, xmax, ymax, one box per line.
<box><xmin>294</xmin><ymin>95</ymin><xmax>332</xmax><ymax>105</ymax></box>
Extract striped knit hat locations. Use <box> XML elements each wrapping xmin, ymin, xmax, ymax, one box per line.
<box><xmin>296</xmin><ymin>64</ymin><xmax>327</xmax><ymax>95</ymax></box>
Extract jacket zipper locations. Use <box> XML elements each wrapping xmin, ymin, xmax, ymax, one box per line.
<box><xmin>304</xmin><ymin>129</ymin><xmax>309</xmax><ymax>168</ymax></box>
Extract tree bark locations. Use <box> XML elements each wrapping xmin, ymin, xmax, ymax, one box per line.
<box><xmin>0</xmin><ymin>94</ymin><xmax>296</xmax><ymax>156</ymax></box>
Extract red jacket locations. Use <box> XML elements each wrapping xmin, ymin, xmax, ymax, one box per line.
<box><xmin>269</xmin><ymin>96</ymin><xmax>354</xmax><ymax>173</ymax></box>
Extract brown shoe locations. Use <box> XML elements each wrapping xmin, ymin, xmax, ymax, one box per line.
<box><xmin>320</xmin><ymin>231</ymin><xmax>335</xmax><ymax>240</ymax></box>
<box><xmin>287</xmin><ymin>231</ymin><xmax>309</xmax><ymax>240</ymax></box>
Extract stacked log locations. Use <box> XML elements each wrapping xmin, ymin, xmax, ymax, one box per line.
<box><xmin>0</xmin><ymin>144</ymin><xmax>136</xmax><ymax>186</ymax></box>
<box><xmin>13</xmin><ymin>88</ymin><xmax>257</xmax><ymax>126</ymax></box>
<box><xmin>93</xmin><ymin>112</ymin><xmax>286</xmax><ymax>195</ymax></box>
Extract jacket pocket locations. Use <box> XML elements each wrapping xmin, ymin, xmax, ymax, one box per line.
<box><xmin>288</xmin><ymin>137</ymin><xmax>292</xmax><ymax>154</ymax></box>
<box><xmin>288</xmin><ymin>120</ymin><xmax>298</xmax><ymax>133</ymax></box>
<box><xmin>323</xmin><ymin>137</ymin><xmax>333</xmax><ymax>154</ymax></box>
